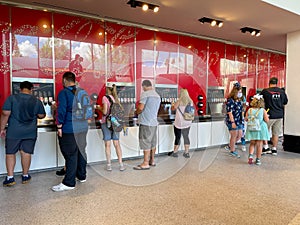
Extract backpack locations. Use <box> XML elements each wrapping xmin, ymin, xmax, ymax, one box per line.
<box><xmin>247</xmin><ymin>108</ymin><xmax>261</xmax><ymax>131</ymax></box>
<box><xmin>105</xmin><ymin>95</ymin><xmax>125</xmax><ymax>132</ymax></box>
<box><xmin>71</xmin><ymin>88</ymin><xmax>93</xmax><ymax>120</ymax></box>
<box><xmin>178</xmin><ymin>102</ymin><xmax>195</xmax><ymax>121</ymax></box>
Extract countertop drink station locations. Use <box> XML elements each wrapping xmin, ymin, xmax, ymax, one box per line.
<box><xmin>206</xmin><ymin>86</ymin><xmax>226</xmax><ymax>117</ymax></box>
<box><xmin>0</xmin><ymin>81</ymin><xmax>231</xmax><ymax>175</ymax></box>
<box><xmin>155</xmin><ymin>85</ymin><xmax>178</xmax><ymax>122</ymax></box>
<box><xmin>116</xmin><ymin>84</ymin><xmax>136</xmax><ymax>124</ymax></box>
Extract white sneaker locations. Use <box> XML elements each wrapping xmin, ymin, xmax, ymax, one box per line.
<box><xmin>119</xmin><ymin>164</ymin><xmax>126</xmax><ymax>171</ymax></box>
<box><xmin>241</xmin><ymin>146</ymin><xmax>247</xmax><ymax>152</ymax></box>
<box><xmin>76</xmin><ymin>178</ymin><xmax>86</xmax><ymax>183</ymax></box>
<box><xmin>52</xmin><ymin>183</ymin><xmax>75</xmax><ymax>192</ymax></box>
<box><xmin>106</xmin><ymin>164</ymin><xmax>112</xmax><ymax>171</ymax></box>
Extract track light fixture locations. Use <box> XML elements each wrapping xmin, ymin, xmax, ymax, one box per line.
<box><xmin>198</xmin><ymin>17</ymin><xmax>223</xmax><ymax>28</ymax></box>
<box><xmin>127</xmin><ymin>0</ymin><xmax>159</xmax><ymax>13</ymax></box>
<box><xmin>240</xmin><ymin>27</ymin><xmax>261</xmax><ymax>37</ymax></box>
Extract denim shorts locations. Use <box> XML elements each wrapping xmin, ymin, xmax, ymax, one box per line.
<box><xmin>227</xmin><ymin>123</ymin><xmax>243</xmax><ymax>131</ymax></box>
<box><xmin>101</xmin><ymin>123</ymin><xmax>119</xmax><ymax>141</ymax></box>
<box><xmin>5</xmin><ymin>138</ymin><xmax>37</xmax><ymax>154</ymax></box>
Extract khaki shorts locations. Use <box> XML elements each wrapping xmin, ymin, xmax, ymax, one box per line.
<box><xmin>267</xmin><ymin>118</ymin><xmax>283</xmax><ymax>136</ymax></box>
<box><xmin>139</xmin><ymin>125</ymin><xmax>157</xmax><ymax>150</ymax></box>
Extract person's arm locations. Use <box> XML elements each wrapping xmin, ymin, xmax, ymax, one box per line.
<box><xmin>227</xmin><ymin>111</ymin><xmax>235</xmax><ymax>123</ymax></box>
<box><xmin>283</xmin><ymin>92</ymin><xmax>288</xmax><ymax>105</ymax></box>
<box><xmin>244</xmin><ymin>110</ymin><xmax>249</xmax><ymax>122</ymax></box>
<box><xmin>135</xmin><ymin>102</ymin><xmax>144</xmax><ymax>115</ymax></box>
<box><xmin>0</xmin><ymin>110</ymin><xmax>10</xmax><ymax>138</ymax></box>
<box><xmin>171</xmin><ymin>100</ymin><xmax>179</xmax><ymax>111</ymax></box>
<box><xmin>263</xmin><ymin>109</ymin><xmax>269</xmax><ymax>123</ymax></box>
<box><xmin>95</xmin><ymin>96</ymin><xmax>109</xmax><ymax>115</ymax></box>
<box><xmin>226</xmin><ymin>98</ymin><xmax>236</xmax><ymax>128</ymax></box>
<box><xmin>56</xmin><ymin>91</ymin><xmax>67</xmax><ymax>129</ymax></box>
<box><xmin>37</xmin><ymin>100</ymin><xmax>46</xmax><ymax>119</ymax></box>
<box><xmin>102</xmin><ymin>101</ymin><xmax>108</xmax><ymax>115</ymax></box>
<box><xmin>37</xmin><ymin>114</ymin><xmax>46</xmax><ymax>119</ymax></box>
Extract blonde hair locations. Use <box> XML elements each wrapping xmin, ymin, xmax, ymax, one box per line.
<box><xmin>250</xmin><ymin>97</ymin><xmax>265</xmax><ymax>108</ymax></box>
<box><xmin>179</xmin><ymin>89</ymin><xmax>192</xmax><ymax>106</ymax></box>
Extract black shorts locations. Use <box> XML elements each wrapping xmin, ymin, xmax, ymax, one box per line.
<box><xmin>5</xmin><ymin>138</ymin><xmax>37</xmax><ymax>154</ymax></box>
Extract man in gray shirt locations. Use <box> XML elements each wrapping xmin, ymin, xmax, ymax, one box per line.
<box><xmin>134</xmin><ymin>80</ymin><xmax>161</xmax><ymax>170</ymax></box>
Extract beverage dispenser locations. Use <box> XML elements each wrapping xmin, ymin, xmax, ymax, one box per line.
<box><xmin>116</xmin><ymin>84</ymin><xmax>136</xmax><ymax>120</ymax></box>
<box><xmin>155</xmin><ymin>84</ymin><xmax>178</xmax><ymax>119</ymax></box>
<box><xmin>207</xmin><ymin>86</ymin><xmax>226</xmax><ymax>116</ymax></box>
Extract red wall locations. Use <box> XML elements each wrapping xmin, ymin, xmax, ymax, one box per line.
<box><xmin>0</xmin><ymin>5</ymin><xmax>11</xmax><ymax>108</ymax></box>
<box><xmin>0</xmin><ymin>4</ymin><xmax>286</xmax><ymax>116</ymax></box>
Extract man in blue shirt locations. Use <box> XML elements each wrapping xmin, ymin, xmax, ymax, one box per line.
<box><xmin>52</xmin><ymin>71</ymin><xmax>89</xmax><ymax>192</ymax></box>
<box><xmin>0</xmin><ymin>81</ymin><xmax>46</xmax><ymax>186</ymax></box>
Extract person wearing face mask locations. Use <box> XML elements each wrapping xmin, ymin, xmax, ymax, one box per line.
<box><xmin>225</xmin><ymin>82</ymin><xmax>244</xmax><ymax>158</ymax></box>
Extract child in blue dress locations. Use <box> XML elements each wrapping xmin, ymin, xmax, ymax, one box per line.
<box><xmin>245</xmin><ymin>94</ymin><xmax>270</xmax><ymax>165</ymax></box>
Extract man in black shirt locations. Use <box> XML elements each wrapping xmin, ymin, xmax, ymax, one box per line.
<box><xmin>261</xmin><ymin>77</ymin><xmax>288</xmax><ymax>155</ymax></box>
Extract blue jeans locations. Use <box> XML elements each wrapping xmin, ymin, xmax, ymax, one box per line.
<box><xmin>58</xmin><ymin>131</ymin><xmax>87</xmax><ymax>187</ymax></box>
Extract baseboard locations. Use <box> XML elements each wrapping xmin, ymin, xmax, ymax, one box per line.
<box><xmin>283</xmin><ymin>134</ymin><xmax>300</xmax><ymax>153</ymax></box>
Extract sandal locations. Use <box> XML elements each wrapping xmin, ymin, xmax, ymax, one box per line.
<box><xmin>133</xmin><ymin>165</ymin><xmax>150</xmax><ymax>170</ymax></box>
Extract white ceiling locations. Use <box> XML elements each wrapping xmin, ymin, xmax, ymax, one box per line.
<box><xmin>3</xmin><ymin>0</ymin><xmax>300</xmax><ymax>53</ymax></box>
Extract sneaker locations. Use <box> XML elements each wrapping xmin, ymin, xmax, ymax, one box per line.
<box><xmin>224</xmin><ymin>146</ymin><xmax>230</xmax><ymax>151</ymax></box>
<box><xmin>3</xmin><ymin>177</ymin><xmax>16</xmax><ymax>187</ymax></box>
<box><xmin>52</xmin><ymin>183</ymin><xmax>75</xmax><ymax>192</ymax></box>
<box><xmin>56</xmin><ymin>168</ymin><xmax>66</xmax><ymax>176</ymax></box>
<box><xmin>255</xmin><ymin>158</ymin><xmax>261</xmax><ymax>165</ymax></box>
<box><xmin>230</xmin><ymin>151</ymin><xmax>241</xmax><ymax>158</ymax></box>
<box><xmin>168</xmin><ymin>151</ymin><xmax>178</xmax><ymax>157</ymax></box>
<box><xmin>272</xmin><ymin>150</ymin><xmax>277</xmax><ymax>156</ymax></box>
<box><xmin>106</xmin><ymin>164</ymin><xmax>112</xmax><ymax>171</ymax></box>
<box><xmin>241</xmin><ymin>146</ymin><xmax>247</xmax><ymax>152</ymax></box>
<box><xmin>22</xmin><ymin>174</ymin><xmax>31</xmax><ymax>184</ymax></box>
<box><xmin>183</xmin><ymin>152</ymin><xmax>190</xmax><ymax>158</ymax></box>
<box><xmin>172</xmin><ymin>152</ymin><xmax>178</xmax><ymax>157</ymax></box>
<box><xmin>248</xmin><ymin>154</ymin><xmax>254</xmax><ymax>164</ymax></box>
<box><xmin>119</xmin><ymin>164</ymin><xmax>126</xmax><ymax>171</ymax></box>
<box><xmin>262</xmin><ymin>148</ymin><xmax>271</xmax><ymax>155</ymax></box>
<box><xmin>76</xmin><ymin>178</ymin><xmax>86</xmax><ymax>183</ymax></box>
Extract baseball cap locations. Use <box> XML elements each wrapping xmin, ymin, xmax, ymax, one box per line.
<box><xmin>106</xmin><ymin>83</ymin><xmax>114</xmax><ymax>88</ymax></box>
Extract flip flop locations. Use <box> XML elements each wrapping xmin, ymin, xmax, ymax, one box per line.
<box><xmin>149</xmin><ymin>160</ymin><xmax>156</xmax><ymax>166</ymax></box>
<box><xmin>133</xmin><ymin>165</ymin><xmax>150</xmax><ymax>170</ymax></box>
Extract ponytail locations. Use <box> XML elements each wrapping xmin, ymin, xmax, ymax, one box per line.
<box><xmin>111</xmin><ymin>84</ymin><xmax>120</xmax><ymax>104</ymax></box>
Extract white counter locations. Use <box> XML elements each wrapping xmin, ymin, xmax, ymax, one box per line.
<box><xmin>0</xmin><ymin>121</ymin><xmax>230</xmax><ymax>175</ymax></box>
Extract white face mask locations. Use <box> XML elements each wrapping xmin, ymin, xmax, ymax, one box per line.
<box><xmin>237</xmin><ymin>92</ymin><xmax>243</xmax><ymax>98</ymax></box>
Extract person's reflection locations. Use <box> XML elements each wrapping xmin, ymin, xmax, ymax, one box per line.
<box><xmin>69</xmin><ymin>54</ymin><xmax>83</xmax><ymax>76</ymax></box>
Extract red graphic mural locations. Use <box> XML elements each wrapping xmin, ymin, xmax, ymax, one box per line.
<box><xmin>0</xmin><ymin>5</ymin><xmax>286</xmax><ymax>117</ymax></box>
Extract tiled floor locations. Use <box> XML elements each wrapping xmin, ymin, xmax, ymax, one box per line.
<box><xmin>1</xmin><ymin>145</ymin><xmax>300</xmax><ymax>225</ymax></box>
